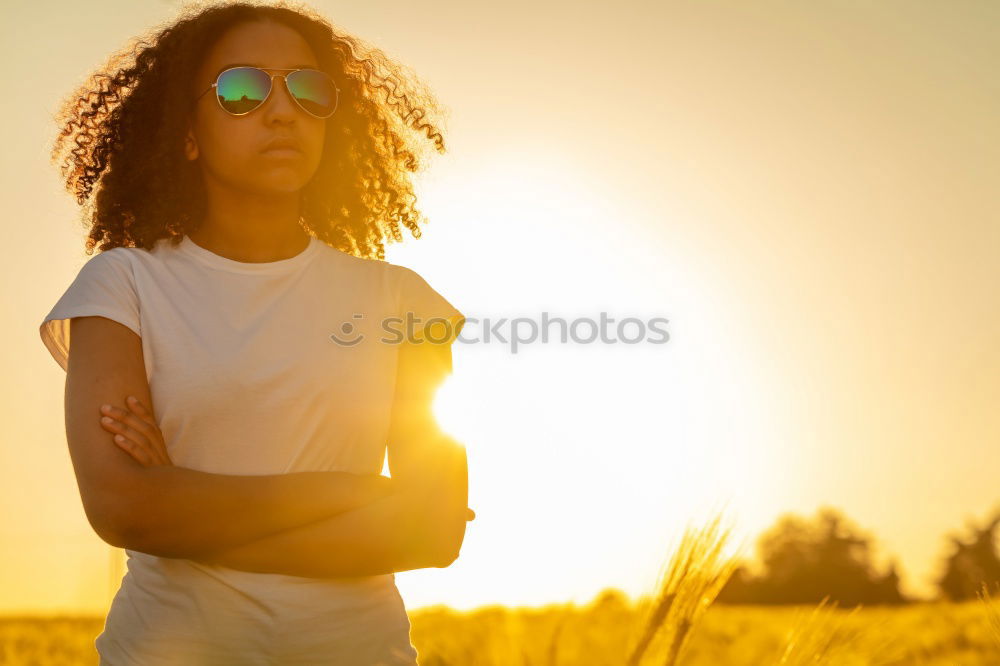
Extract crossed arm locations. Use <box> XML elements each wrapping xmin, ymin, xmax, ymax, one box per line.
<box><xmin>66</xmin><ymin>316</ymin><xmax>470</xmax><ymax>578</ymax></box>
<box><xmin>186</xmin><ymin>433</ymin><xmax>469</xmax><ymax>578</ymax></box>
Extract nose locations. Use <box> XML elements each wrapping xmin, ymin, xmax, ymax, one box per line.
<box><xmin>261</xmin><ymin>75</ymin><xmax>300</xmax><ymax>120</ymax></box>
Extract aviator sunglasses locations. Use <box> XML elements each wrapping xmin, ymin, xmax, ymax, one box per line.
<box><xmin>194</xmin><ymin>66</ymin><xmax>341</xmax><ymax>119</ymax></box>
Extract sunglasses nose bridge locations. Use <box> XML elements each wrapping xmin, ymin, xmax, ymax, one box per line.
<box><xmin>256</xmin><ymin>73</ymin><xmax>297</xmax><ymax>115</ymax></box>
<box><xmin>273</xmin><ymin>73</ymin><xmax>309</xmax><ymax>110</ymax></box>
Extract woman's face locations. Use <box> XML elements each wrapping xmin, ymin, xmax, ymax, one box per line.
<box><xmin>185</xmin><ymin>20</ymin><xmax>327</xmax><ymax>197</ymax></box>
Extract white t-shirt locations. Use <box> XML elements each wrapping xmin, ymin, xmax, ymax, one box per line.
<box><xmin>39</xmin><ymin>233</ymin><xmax>465</xmax><ymax>665</ymax></box>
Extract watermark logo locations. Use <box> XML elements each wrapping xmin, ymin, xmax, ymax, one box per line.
<box><xmin>329</xmin><ymin>314</ymin><xmax>366</xmax><ymax>347</ymax></box>
<box><xmin>330</xmin><ymin>312</ymin><xmax>670</xmax><ymax>354</ymax></box>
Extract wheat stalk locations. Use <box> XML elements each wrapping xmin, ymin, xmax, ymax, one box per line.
<box><xmin>625</xmin><ymin>511</ymin><xmax>741</xmax><ymax>666</ymax></box>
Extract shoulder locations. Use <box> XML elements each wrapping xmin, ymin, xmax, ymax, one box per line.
<box><xmin>380</xmin><ymin>261</ymin><xmax>431</xmax><ymax>291</ymax></box>
<box><xmin>384</xmin><ymin>262</ymin><xmax>419</xmax><ymax>281</ymax></box>
<box><xmin>70</xmin><ymin>242</ymin><xmax>187</xmax><ymax>294</ymax></box>
<box><xmin>381</xmin><ymin>263</ymin><xmax>444</xmax><ymax>310</ymax></box>
<box><xmin>309</xmin><ymin>244</ymin><xmax>452</xmax><ymax>309</ymax></box>
<box><xmin>86</xmin><ymin>238</ymin><xmax>187</xmax><ymax>274</ymax></box>
<box><xmin>86</xmin><ymin>246</ymin><xmax>134</xmax><ymax>264</ymax></box>
<box><xmin>382</xmin><ymin>261</ymin><xmax>465</xmax><ymax>332</ymax></box>
<box><xmin>83</xmin><ymin>243</ymin><xmax>160</xmax><ymax>269</ymax></box>
<box><xmin>313</xmin><ymin>242</ymin><xmax>404</xmax><ymax>286</ymax></box>
<box><xmin>75</xmin><ymin>246</ymin><xmax>139</xmax><ymax>281</ymax></box>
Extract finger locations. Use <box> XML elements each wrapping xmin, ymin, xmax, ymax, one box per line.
<box><xmin>103</xmin><ymin>403</ymin><xmax>156</xmax><ymax>440</ymax></box>
<box><xmin>123</xmin><ymin>397</ymin><xmax>171</xmax><ymax>463</ymax></box>
<box><xmin>112</xmin><ymin>432</ymin><xmax>154</xmax><ymax>466</ymax></box>
<box><xmin>103</xmin><ymin>399</ymin><xmax>170</xmax><ymax>464</ymax></box>
<box><xmin>125</xmin><ymin>395</ymin><xmax>162</xmax><ymax>425</ymax></box>
<box><xmin>99</xmin><ymin>415</ymin><xmax>132</xmax><ymax>440</ymax></box>
<box><xmin>101</xmin><ymin>416</ymin><xmax>158</xmax><ymax>463</ymax></box>
<box><xmin>100</xmin><ymin>415</ymin><xmax>156</xmax><ymax>454</ymax></box>
<box><xmin>126</xmin><ymin>395</ymin><xmax>155</xmax><ymax>421</ymax></box>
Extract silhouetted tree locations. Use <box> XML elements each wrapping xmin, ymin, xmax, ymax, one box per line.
<box><xmin>716</xmin><ymin>505</ymin><xmax>907</xmax><ymax>605</ymax></box>
<box><xmin>936</xmin><ymin>508</ymin><xmax>1000</xmax><ymax>601</ymax></box>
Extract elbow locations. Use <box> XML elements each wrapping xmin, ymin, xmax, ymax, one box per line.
<box><xmin>82</xmin><ymin>479</ymin><xmax>166</xmax><ymax>555</ymax></box>
<box><xmin>431</xmin><ymin>542</ymin><xmax>463</xmax><ymax>569</ymax></box>
<box><xmin>429</xmin><ymin>520</ymin><xmax>468</xmax><ymax>569</ymax></box>
<box><xmin>406</xmin><ymin>515</ymin><xmax>466</xmax><ymax>569</ymax></box>
<box><xmin>106</xmin><ymin>511</ymin><xmax>183</xmax><ymax>557</ymax></box>
<box><xmin>90</xmin><ymin>520</ymin><xmax>129</xmax><ymax>550</ymax></box>
<box><xmin>112</xmin><ymin>517</ymin><xmax>156</xmax><ymax>553</ymax></box>
<box><xmin>96</xmin><ymin>469</ymin><xmax>194</xmax><ymax>558</ymax></box>
<box><xmin>398</xmin><ymin>481</ymin><xmax>470</xmax><ymax>569</ymax></box>
<box><xmin>102</xmin><ymin>514</ymin><xmax>181</xmax><ymax>558</ymax></box>
<box><xmin>83</xmin><ymin>499</ymin><xmax>142</xmax><ymax>551</ymax></box>
<box><xmin>431</xmin><ymin>551</ymin><xmax>460</xmax><ymax>569</ymax></box>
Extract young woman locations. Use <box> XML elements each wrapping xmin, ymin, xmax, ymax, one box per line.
<box><xmin>38</xmin><ymin>3</ymin><xmax>473</xmax><ymax>663</ymax></box>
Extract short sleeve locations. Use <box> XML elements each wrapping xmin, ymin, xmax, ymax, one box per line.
<box><xmin>39</xmin><ymin>248</ymin><xmax>141</xmax><ymax>372</ymax></box>
<box><xmin>394</xmin><ymin>265</ymin><xmax>466</xmax><ymax>346</ymax></box>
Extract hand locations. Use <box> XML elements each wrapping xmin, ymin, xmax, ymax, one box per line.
<box><xmin>96</xmin><ymin>397</ymin><xmax>471</xmax><ymax>521</ymax></box>
<box><xmin>99</xmin><ymin>396</ymin><xmax>173</xmax><ymax>467</ymax></box>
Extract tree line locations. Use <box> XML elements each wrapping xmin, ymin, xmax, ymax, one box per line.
<box><xmin>714</xmin><ymin>504</ymin><xmax>1000</xmax><ymax>605</ymax></box>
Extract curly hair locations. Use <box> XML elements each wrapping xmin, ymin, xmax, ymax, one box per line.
<box><xmin>51</xmin><ymin>0</ymin><xmax>449</xmax><ymax>260</ymax></box>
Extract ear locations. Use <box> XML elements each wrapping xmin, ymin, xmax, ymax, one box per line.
<box><xmin>184</xmin><ymin>127</ymin><xmax>199</xmax><ymax>161</ymax></box>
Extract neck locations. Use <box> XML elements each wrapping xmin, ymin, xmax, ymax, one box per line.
<box><xmin>189</xmin><ymin>187</ymin><xmax>311</xmax><ymax>263</ymax></box>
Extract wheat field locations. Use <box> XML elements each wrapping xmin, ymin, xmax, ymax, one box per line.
<box><xmin>3</xmin><ymin>516</ymin><xmax>998</xmax><ymax>665</ymax></box>
<box><xmin>1</xmin><ymin>599</ymin><xmax>997</xmax><ymax>665</ymax></box>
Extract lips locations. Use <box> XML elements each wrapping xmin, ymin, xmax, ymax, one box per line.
<box><xmin>260</xmin><ymin>136</ymin><xmax>303</xmax><ymax>154</ymax></box>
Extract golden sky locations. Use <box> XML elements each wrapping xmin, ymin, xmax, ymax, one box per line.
<box><xmin>2</xmin><ymin>0</ymin><xmax>998</xmax><ymax>614</ymax></box>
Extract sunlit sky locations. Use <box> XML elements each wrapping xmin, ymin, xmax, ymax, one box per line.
<box><xmin>2</xmin><ymin>0</ymin><xmax>998</xmax><ymax>614</ymax></box>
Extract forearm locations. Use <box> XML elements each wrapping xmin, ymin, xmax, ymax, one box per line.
<box><xmin>194</xmin><ymin>442</ymin><xmax>470</xmax><ymax>578</ymax></box>
<box><xmin>118</xmin><ymin>466</ymin><xmax>392</xmax><ymax>559</ymax></box>
<box><xmin>192</xmin><ymin>488</ymin><xmax>438</xmax><ymax>577</ymax></box>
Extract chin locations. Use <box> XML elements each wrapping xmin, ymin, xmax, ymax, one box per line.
<box><xmin>249</xmin><ymin>174</ymin><xmax>311</xmax><ymax>194</ymax></box>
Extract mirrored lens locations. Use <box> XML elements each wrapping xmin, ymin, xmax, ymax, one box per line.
<box><xmin>216</xmin><ymin>67</ymin><xmax>272</xmax><ymax>114</ymax></box>
<box><xmin>286</xmin><ymin>69</ymin><xmax>338</xmax><ymax>118</ymax></box>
